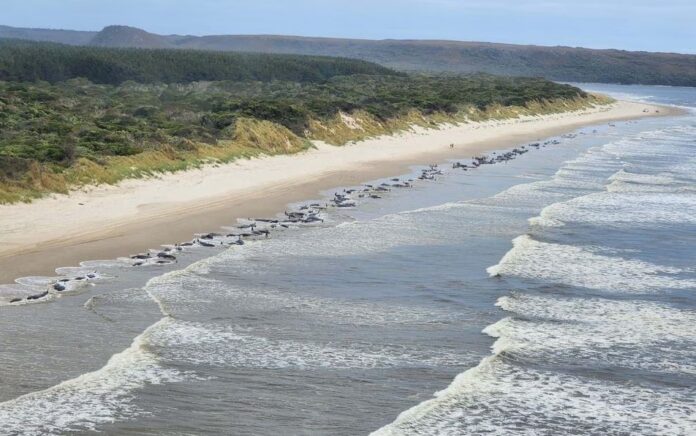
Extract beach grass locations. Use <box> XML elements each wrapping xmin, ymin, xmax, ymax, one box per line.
<box><xmin>308</xmin><ymin>95</ymin><xmax>612</xmax><ymax>145</ymax></box>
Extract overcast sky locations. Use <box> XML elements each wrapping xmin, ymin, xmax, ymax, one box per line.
<box><xmin>3</xmin><ymin>0</ymin><xmax>694</xmax><ymax>53</ymax></box>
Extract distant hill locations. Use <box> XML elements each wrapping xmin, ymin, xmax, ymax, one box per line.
<box><xmin>166</xmin><ymin>35</ymin><xmax>696</xmax><ymax>86</ymax></box>
<box><xmin>1</xmin><ymin>24</ymin><xmax>695</xmax><ymax>86</ymax></box>
<box><xmin>89</xmin><ymin>25</ymin><xmax>173</xmax><ymax>49</ymax></box>
<box><xmin>0</xmin><ymin>39</ymin><xmax>398</xmax><ymax>84</ymax></box>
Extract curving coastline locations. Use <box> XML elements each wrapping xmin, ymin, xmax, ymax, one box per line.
<box><xmin>1</xmin><ymin>88</ymin><xmax>693</xmax><ymax>434</ymax></box>
<box><xmin>0</xmin><ymin>100</ymin><xmax>679</xmax><ymax>283</ymax></box>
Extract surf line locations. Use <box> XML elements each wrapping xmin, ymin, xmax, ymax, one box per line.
<box><xmin>0</xmin><ymin>261</ymin><xmax>209</xmax><ymax>431</ymax></box>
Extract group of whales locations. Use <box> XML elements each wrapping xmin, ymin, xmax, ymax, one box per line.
<box><xmin>451</xmin><ymin>139</ymin><xmax>564</xmax><ymax>170</ymax></box>
<box><xmin>9</xmin><ymin>131</ymin><xmax>583</xmax><ymax>305</ymax></box>
<box><xmin>8</xmin><ymin>273</ymin><xmax>99</xmax><ymax>304</ymax></box>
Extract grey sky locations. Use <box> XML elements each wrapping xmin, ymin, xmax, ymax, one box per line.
<box><xmin>3</xmin><ymin>0</ymin><xmax>694</xmax><ymax>53</ymax></box>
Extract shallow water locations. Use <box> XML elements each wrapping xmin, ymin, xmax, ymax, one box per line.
<box><xmin>1</xmin><ymin>84</ymin><xmax>694</xmax><ymax>435</ymax></box>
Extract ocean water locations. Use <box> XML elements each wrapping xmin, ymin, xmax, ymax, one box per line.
<box><xmin>0</xmin><ymin>84</ymin><xmax>694</xmax><ymax>435</ymax></box>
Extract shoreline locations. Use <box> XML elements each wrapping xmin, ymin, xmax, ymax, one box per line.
<box><xmin>0</xmin><ymin>100</ymin><xmax>680</xmax><ymax>283</ymax></box>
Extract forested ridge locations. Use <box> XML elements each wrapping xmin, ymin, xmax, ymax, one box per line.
<box><xmin>2</xmin><ymin>24</ymin><xmax>695</xmax><ymax>87</ymax></box>
<box><xmin>0</xmin><ymin>39</ymin><xmax>397</xmax><ymax>84</ymax></box>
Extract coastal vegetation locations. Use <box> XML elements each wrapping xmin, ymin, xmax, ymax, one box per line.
<box><xmin>0</xmin><ymin>41</ymin><xmax>608</xmax><ymax>203</ymax></box>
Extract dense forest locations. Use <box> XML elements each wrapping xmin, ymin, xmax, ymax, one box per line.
<box><xmin>2</xmin><ymin>24</ymin><xmax>695</xmax><ymax>87</ymax></box>
<box><xmin>0</xmin><ymin>39</ymin><xmax>397</xmax><ymax>84</ymax></box>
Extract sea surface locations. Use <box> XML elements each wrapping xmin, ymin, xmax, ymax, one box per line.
<box><xmin>0</xmin><ymin>84</ymin><xmax>694</xmax><ymax>435</ymax></box>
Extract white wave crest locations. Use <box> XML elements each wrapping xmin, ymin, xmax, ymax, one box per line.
<box><xmin>371</xmin><ymin>356</ymin><xmax>695</xmax><ymax>436</ymax></box>
<box><xmin>487</xmin><ymin>235</ymin><xmax>694</xmax><ymax>293</ymax></box>
<box><xmin>0</xmin><ymin>319</ymin><xmax>185</xmax><ymax>435</ymax></box>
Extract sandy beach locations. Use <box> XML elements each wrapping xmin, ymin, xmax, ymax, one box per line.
<box><xmin>0</xmin><ymin>100</ymin><xmax>678</xmax><ymax>283</ymax></box>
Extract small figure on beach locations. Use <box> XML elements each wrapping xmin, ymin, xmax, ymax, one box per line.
<box><xmin>450</xmin><ymin>143</ymin><xmax>454</xmax><ymax>149</ymax></box>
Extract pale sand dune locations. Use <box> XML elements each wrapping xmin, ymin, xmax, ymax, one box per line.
<box><xmin>0</xmin><ymin>101</ymin><xmax>678</xmax><ymax>282</ymax></box>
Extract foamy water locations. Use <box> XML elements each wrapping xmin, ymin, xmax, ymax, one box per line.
<box><xmin>0</xmin><ymin>319</ymin><xmax>185</xmax><ymax>435</ymax></box>
<box><xmin>374</xmin><ymin>86</ymin><xmax>696</xmax><ymax>435</ymax></box>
